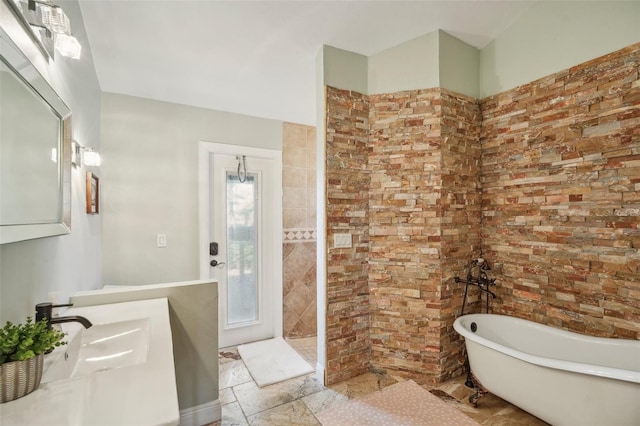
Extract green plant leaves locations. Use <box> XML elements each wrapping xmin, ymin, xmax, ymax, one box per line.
<box><xmin>0</xmin><ymin>317</ymin><xmax>66</xmax><ymax>364</ymax></box>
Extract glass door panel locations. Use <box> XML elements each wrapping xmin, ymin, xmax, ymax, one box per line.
<box><xmin>209</xmin><ymin>149</ymin><xmax>279</xmax><ymax>348</ymax></box>
<box><xmin>226</xmin><ymin>172</ymin><xmax>259</xmax><ymax>326</ymax></box>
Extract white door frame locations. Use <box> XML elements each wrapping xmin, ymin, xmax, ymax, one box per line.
<box><xmin>198</xmin><ymin>141</ymin><xmax>283</xmax><ymax>343</ymax></box>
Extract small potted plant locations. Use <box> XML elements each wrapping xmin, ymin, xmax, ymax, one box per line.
<box><xmin>0</xmin><ymin>317</ymin><xmax>66</xmax><ymax>403</ymax></box>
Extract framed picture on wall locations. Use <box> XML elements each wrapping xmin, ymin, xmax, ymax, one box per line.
<box><xmin>86</xmin><ymin>172</ymin><xmax>99</xmax><ymax>214</ymax></box>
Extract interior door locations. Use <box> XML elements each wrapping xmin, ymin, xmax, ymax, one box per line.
<box><xmin>210</xmin><ymin>152</ymin><xmax>279</xmax><ymax>348</ymax></box>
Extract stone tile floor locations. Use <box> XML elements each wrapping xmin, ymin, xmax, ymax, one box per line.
<box><xmin>211</xmin><ymin>337</ymin><xmax>548</xmax><ymax>426</ymax></box>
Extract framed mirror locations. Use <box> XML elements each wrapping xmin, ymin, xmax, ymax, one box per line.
<box><xmin>0</xmin><ymin>25</ymin><xmax>72</xmax><ymax>244</ymax></box>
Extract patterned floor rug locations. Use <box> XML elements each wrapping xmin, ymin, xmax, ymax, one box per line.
<box><xmin>316</xmin><ymin>379</ymin><xmax>480</xmax><ymax>426</ymax></box>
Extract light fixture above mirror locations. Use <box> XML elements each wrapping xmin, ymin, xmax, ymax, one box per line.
<box><xmin>6</xmin><ymin>0</ymin><xmax>81</xmax><ymax>60</ymax></box>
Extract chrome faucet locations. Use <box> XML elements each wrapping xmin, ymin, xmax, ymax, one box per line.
<box><xmin>35</xmin><ymin>302</ymin><xmax>93</xmax><ymax>329</ymax></box>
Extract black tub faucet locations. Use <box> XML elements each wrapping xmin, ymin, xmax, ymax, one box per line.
<box><xmin>35</xmin><ymin>302</ymin><xmax>93</xmax><ymax>329</ymax></box>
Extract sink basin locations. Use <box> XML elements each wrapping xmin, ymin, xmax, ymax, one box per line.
<box><xmin>3</xmin><ymin>298</ymin><xmax>178</xmax><ymax>426</ymax></box>
<box><xmin>73</xmin><ymin>317</ymin><xmax>150</xmax><ymax>376</ymax></box>
<box><xmin>42</xmin><ymin>317</ymin><xmax>150</xmax><ymax>383</ymax></box>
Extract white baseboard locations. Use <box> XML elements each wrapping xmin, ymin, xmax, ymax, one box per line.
<box><xmin>316</xmin><ymin>362</ymin><xmax>326</xmax><ymax>385</ymax></box>
<box><xmin>179</xmin><ymin>399</ymin><xmax>221</xmax><ymax>426</ymax></box>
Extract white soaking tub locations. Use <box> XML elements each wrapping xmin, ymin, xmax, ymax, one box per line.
<box><xmin>454</xmin><ymin>313</ymin><xmax>640</xmax><ymax>426</ymax></box>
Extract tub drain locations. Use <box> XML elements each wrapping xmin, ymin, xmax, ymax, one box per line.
<box><xmin>471</xmin><ymin>322</ymin><xmax>477</xmax><ymax>332</ymax></box>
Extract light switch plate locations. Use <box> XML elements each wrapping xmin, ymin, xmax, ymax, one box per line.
<box><xmin>334</xmin><ymin>233</ymin><xmax>352</xmax><ymax>248</ymax></box>
<box><xmin>157</xmin><ymin>234</ymin><xmax>167</xmax><ymax>248</ymax></box>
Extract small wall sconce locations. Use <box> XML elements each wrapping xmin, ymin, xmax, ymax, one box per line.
<box><xmin>83</xmin><ymin>148</ymin><xmax>101</xmax><ymax>167</ymax></box>
<box><xmin>9</xmin><ymin>0</ymin><xmax>82</xmax><ymax>59</ymax></box>
<box><xmin>54</xmin><ymin>33</ymin><xmax>81</xmax><ymax>60</ymax></box>
<box><xmin>72</xmin><ymin>141</ymin><xmax>101</xmax><ymax>167</ymax></box>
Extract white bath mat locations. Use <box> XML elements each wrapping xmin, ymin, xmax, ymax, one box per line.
<box><xmin>237</xmin><ymin>337</ymin><xmax>314</xmax><ymax>387</ymax></box>
<box><xmin>316</xmin><ymin>380</ymin><xmax>480</xmax><ymax>426</ymax></box>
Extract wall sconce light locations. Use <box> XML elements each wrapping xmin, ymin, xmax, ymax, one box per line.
<box><xmin>72</xmin><ymin>141</ymin><xmax>101</xmax><ymax>167</ymax></box>
<box><xmin>83</xmin><ymin>148</ymin><xmax>101</xmax><ymax>167</ymax></box>
<box><xmin>54</xmin><ymin>33</ymin><xmax>81</xmax><ymax>59</ymax></box>
<box><xmin>9</xmin><ymin>0</ymin><xmax>82</xmax><ymax>59</ymax></box>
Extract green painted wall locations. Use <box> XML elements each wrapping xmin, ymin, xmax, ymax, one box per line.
<box><xmin>322</xmin><ymin>3</ymin><xmax>638</xmax><ymax>100</ymax></box>
<box><xmin>101</xmin><ymin>93</ymin><xmax>282</xmax><ymax>287</ymax></box>
<box><xmin>321</xmin><ymin>45</ymin><xmax>368</xmax><ymax>95</ymax></box>
<box><xmin>439</xmin><ymin>30</ymin><xmax>480</xmax><ymax>99</ymax></box>
<box><xmin>368</xmin><ymin>31</ymin><xmax>439</xmax><ymax>94</ymax></box>
<box><xmin>322</xmin><ymin>30</ymin><xmax>480</xmax><ymax>98</ymax></box>
<box><xmin>480</xmin><ymin>1</ymin><xmax>640</xmax><ymax>98</ymax></box>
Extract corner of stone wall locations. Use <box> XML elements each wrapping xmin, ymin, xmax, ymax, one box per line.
<box><xmin>367</xmin><ymin>88</ymin><xmax>484</xmax><ymax>384</ymax></box>
<box><xmin>325</xmin><ymin>86</ymin><xmax>372</xmax><ymax>384</ymax></box>
<box><xmin>438</xmin><ymin>89</ymin><xmax>483</xmax><ymax>382</ymax></box>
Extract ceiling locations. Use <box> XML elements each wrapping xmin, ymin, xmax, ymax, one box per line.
<box><xmin>79</xmin><ymin>1</ymin><xmax>536</xmax><ymax>125</ymax></box>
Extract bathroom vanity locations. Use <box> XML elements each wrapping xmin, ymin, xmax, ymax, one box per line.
<box><xmin>0</xmin><ymin>298</ymin><xmax>179</xmax><ymax>425</ymax></box>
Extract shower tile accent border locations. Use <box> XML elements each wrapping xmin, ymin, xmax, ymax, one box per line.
<box><xmin>284</xmin><ymin>228</ymin><xmax>317</xmax><ymax>243</ymax></box>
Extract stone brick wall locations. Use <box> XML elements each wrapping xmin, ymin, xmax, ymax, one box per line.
<box><xmin>322</xmin><ymin>43</ymin><xmax>639</xmax><ymax>387</ymax></box>
<box><xmin>324</xmin><ymin>88</ymin><xmax>482</xmax><ymax>384</ymax></box>
<box><xmin>439</xmin><ymin>91</ymin><xmax>483</xmax><ymax>380</ymax></box>
<box><xmin>325</xmin><ymin>87</ymin><xmax>371</xmax><ymax>384</ymax></box>
<box><xmin>368</xmin><ymin>89</ymin><xmax>444</xmax><ymax>383</ymax></box>
<box><xmin>481</xmin><ymin>44</ymin><xmax>640</xmax><ymax>339</ymax></box>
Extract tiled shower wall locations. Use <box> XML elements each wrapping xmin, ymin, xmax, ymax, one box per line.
<box><xmin>283</xmin><ymin>123</ymin><xmax>317</xmax><ymax>338</ymax></box>
<box><xmin>481</xmin><ymin>44</ymin><xmax>640</xmax><ymax>339</ymax></box>
<box><xmin>323</xmin><ymin>43</ymin><xmax>639</xmax><ymax>385</ymax></box>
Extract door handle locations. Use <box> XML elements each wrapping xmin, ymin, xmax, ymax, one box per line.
<box><xmin>210</xmin><ymin>259</ymin><xmax>226</xmax><ymax>268</ymax></box>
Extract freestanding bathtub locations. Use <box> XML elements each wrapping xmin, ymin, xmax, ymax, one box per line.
<box><xmin>453</xmin><ymin>314</ymin><xmax>640</xmax><ymax>426</ymax></box>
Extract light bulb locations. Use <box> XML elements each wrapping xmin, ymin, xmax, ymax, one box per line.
<box><xmin>55</xmin><ymin>33</ymin><xmax>81</xmax><ymax>59</ymax></box>
<box><xmin>83</xmin><ymin>150</ymin><xmax>101</xmax><ymax>167</ymax></box>
<box><xmin>41</xmin><ymin>5</ymin><xmax>70</xmax><ymax>34</ymax></box>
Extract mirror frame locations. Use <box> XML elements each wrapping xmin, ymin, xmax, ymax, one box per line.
<box><xmin>0</xmin><ymin>25</ymin><xmax>72</xmax><ymax>245</ymax></box>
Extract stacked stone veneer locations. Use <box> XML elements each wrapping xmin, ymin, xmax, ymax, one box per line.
<box><xmin>368</xmin><ymin>89</ymin><xmax>445</xmax><ymax>382</ymax></box>
<box><xmin>367</xmin><ymin>89</ymin><xmax>482</xmax><ymax>384</ymax></box>
<box><xmin>325</xmin><ymin>87</ymin><xmax>481</xmax><ymax>384</ymax></box>
<box><xmin>325</xmin><ymin>87</ymin><xmax>371</xmax><ymax>383</ymax></box>
<box><xmin>482</xmin><ymin>44</ymin><xmax>640</xmax><ymax>339</ymax></box>
<box><xmin>324</xmin><ymin>43</ymin><xmax>639</xmax><ymax>385</ymax></box>
<box><xmin>438</xmin><ymin>92</ymin><xmax>483</xmax><ymax>380</ymax></box>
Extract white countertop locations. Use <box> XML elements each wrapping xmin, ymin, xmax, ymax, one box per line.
<box><xmin>0</xmin><ymin>298</ymin><xmax>179</xmax><ymax>426</ymax></box>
